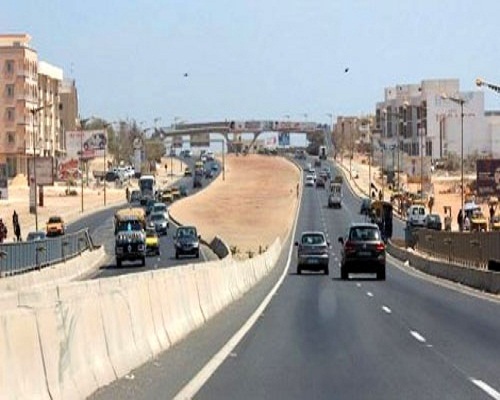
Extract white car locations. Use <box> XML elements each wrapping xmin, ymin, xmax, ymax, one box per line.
<box><xmin>305</xmin><ymin>175</ymin><xmax>315</xmax><ymax>186</ymax></box>
<box><xmin>407</xmin><ymin>204</ymin><xmax>427</xmax><ymax>227</ymax></box>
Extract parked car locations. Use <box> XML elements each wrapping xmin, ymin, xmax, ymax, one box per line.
<box><xmin>26</xmin><ymin>231</ymin><xmax>47</xmax><ymax>242</ymax></box>
<box><xmin>174</xmin><ymin>226</ymin><xmax>200</xmax><ymax>258</ymax></box>
<box><xmin>424</xmin><ymin>214</ymin><xmax>442</xmax><ymax>231</ymax></box>
<box><xmin>338</xmin><ymin>223</ymin><xmax>386</xmax><ymax>280</ymax></box>
<box><xmin>295</xmin><ymin>231</ymin><xmax>330</xmax><ymax>275</ymax></box>
<box><xmin>46</xmin><ymin>216</ymin><xmax>65</xmax><ymax>237</ymax></box>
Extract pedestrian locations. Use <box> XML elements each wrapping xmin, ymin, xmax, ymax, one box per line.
<box><xmin>428</xmin><ymin>196</ymin><xmax>434</xmax><ymax>214</ymax></box>
<box><xmin>125</xmin><ymin>186</ymin><xmax>130</xmax><ymax>202</ymax></box>
<box><xmin>378</xmin><ymin>190</ymin><xmax>383</xmax><ymax>201</ymax></box>
<box><xmin>457</xmin><ymin>209</ymin><xmax>463</xmax><ymax>232</ymax></box>
<box><xmin>12</xmin><ymin>210</ymin><xmax>18</xmax><ymax>227</ymax></box>
<box><xmin>490</xmin><ymin>205</ymin><xmax>495</xmax><ymax>221</ymax></box>
<box><xmin>14</xmin><ymin>221</ymin><xmax>21</xmax><ymax>242</ymax></box>
<box><xmin>0</xmin><ymin>219</ymin><xmax>7</xmax><ymax>243</ymax></box>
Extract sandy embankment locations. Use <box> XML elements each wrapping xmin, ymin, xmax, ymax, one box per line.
<box><xmin>169</xmin><ymin>154</ymin><xmax>300</xmax><ymax>258</ymax></box>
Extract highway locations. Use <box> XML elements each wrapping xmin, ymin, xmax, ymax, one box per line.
<box><xmin>66</xmin><ymin>157</ymin><xmax>220</xmax><ymax>280</ymax></box>
<box><xmin>91</xmin><ymin>156</ymin><xmax>500</xmax><ymax>400</ymax></box>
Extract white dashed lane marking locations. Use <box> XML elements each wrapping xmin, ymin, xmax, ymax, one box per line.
<box><xmin>470</xmin><ymin>379</ymin><xmax>500</xmax><ymax>400</ymax></box>
<box><xmin>356</xmin><ymin>283</ymin><xmax>361</xmax><ymax>288</ymax></box>
<box><xmin>382</xmin><ymin>306</ymin><xmax>392</xmax><ymax>314</ymax></box>
<box><xmin>410</xmin><ymin>330</ymin><xmax>427</xmax><ymax>343</ymax></box>
<box><xmin>366</xmin><ymin>292</ymin><xmax>373</xmax><ymax>297</ymax></box>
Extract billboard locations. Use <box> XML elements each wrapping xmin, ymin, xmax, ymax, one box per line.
<box><xmin>0</xmin><ymin>164</ymin><xmax>8</xmax><ymax>200</ymax></box>
<box><xmin>65</xmin><ymin>130</ymin><xmax>107</xmax><ymax>160</ymax></box>
<box><xmin>274</xmin><ymin>121</ymin><xmax>317</xmax><ymax>132</ymax></box>
<box><xmin>191</xmin><ymin>133</ymin><xmax>210</xmax><ymax>147</ymax></box>
<box><xmin>28</xmin><ymin>157</ymin><xmax>54</xmax><ymax>186</ymax></box>
<box><xmin>404</xmin><ymin>155</ymin><xmax>432</xmax><ymax>184</ymax></box>
<box><xmin>278</xmin><ymin>132</ymin><xmax>290</xmax><ymax>147</ymax></box>
<box><xmin>476</xmin><ymin>159</ymin><xmax>500</xmax><ymax>196</ymax></box>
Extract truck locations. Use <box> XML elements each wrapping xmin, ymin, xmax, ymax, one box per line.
<box><xmin>319</xmin><ymin>146</ymin><xmax>327</xmax><ymax>160</ymax></box>
<box><xmin>138</xmin><ymin>175</ymin><xmax>157</xmax><ymax>199</ymax></box>
<box><xmin>328</xmin><ymin>183</ymin><xmax>342</xmax><ymax>208</ymax></box>
<box><xmin>114</xmin><ymin>208</ymin><xmax>146</xmax><ymax>268</ymax></box>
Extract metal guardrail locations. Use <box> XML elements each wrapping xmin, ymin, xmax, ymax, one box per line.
<box><xmin>0</xmin><ymin>229</ymin><xmax>94</xmax><ymax>277</ymax></box>
<box><xmin>407</xmin><ymin>227</ymin><xmax>500</xmax><ymax>269</ymax></box>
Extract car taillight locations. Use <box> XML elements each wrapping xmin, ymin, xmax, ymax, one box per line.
<box><xmin>344</xmin><ymin>241</ymin><xmax>356</xmax><ymax>254</ymax></box>
<box><xmin>376</xmin><ymin>242</ymin><xmax>385</xmax><ymax>252</ymax></box>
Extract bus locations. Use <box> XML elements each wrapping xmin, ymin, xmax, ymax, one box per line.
<box><xmin>138</xmin><ymin>175</ymin><xmax>156</xmax><ymax>198</ymax></box>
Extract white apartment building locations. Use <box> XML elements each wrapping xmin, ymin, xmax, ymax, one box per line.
<box><xmin>485</xmin><ymin>111</ymin><xmax>500</xmax><ymax>158</ymax></box>
<box><xmin>38</xmin><ymin>61</ymin><xmax>63</xmax><ymax>158</ymax></box>
<box><xmin>375</xmin><ymin>79</ymin><xmax>487</xmax><ymax>160</ymax></box>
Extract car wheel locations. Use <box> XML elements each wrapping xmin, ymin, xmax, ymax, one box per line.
<box><xmin>195</xmin><ymin>250</ymin><xmax>200</xmax><ymax>258</ymax></box>
<box><xmin>377</xmin><ymin>269</ymin><xmax>386</xmax><ymax>281</ymax></box>
<box><xmin>116</xmin><ymin>259</ymin><xmax>122</xmax><ymax>268</ymax></box>
<box><xmin>341</xmin><ymin>267</ymin><xmax>348</xmax><ymax>280</ymax></box>
<box><xmin>297</xmin><ymin>266</ymin><xmax>302</xmax><ymax>275</ymax></box>
<box><xmin>175</xmin><ymin>251</ymin><xmax>179</xmax><ymax>259</ymax></box>
<box><xmin>324</xmin><ymin>267</ymin><xmax>329</xmax><ymax>275</ymax></box>
<box><xmin>141</xmin><ymin>257</ymin><xmax>146</xmax><ymax>267</ymax></box>
<box><xmin>157</xmin><ymin>250</ymin><xmax>161</xmax><ymax>256</ymax></box>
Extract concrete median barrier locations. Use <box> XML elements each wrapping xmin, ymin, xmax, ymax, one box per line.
<box><xmin>387</xmin><ymin>241</ymin><xmax>500</xmax><ymax>294</ymax></box>
<box><xmin>0</xmin><ymin>308</ymin><xmax>49</xmax><ymax>400</ymax></box>
<box><xmin>0</xmin><ymin>236</ymin><xmax>283</xmax><ymax>399</ymax></box>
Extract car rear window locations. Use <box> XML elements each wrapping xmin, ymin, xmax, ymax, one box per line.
<box><xmin>301</xmin><ymin>234</ymin><xmax>325</xmax><ymax>245</ymax></box>
<box><xmin>349</xmin><ymin>227</ymin><xmax>380</xmax><ymax>241</ymax></box>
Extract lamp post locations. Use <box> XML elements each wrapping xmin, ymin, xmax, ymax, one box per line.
<box><xmin>382</xmin><ymin>108</ymin><xmax>402</xmax><ymax>191</ymax></box>
<box><xmin>78</xmin><ymin>118</ymin><xmax>90</xmax><ymax>213</ymax></box>
<box><xmin>326</xmin><ymin>113</ymin><xmax>334</xmax><ymax>158</ymax></box>
<box><xmin>29</xmin><ymin>103</ymin><xmax>51</xmax><ymax>231</ymax></box>
<box><xmin>441</xmin><ymin>93</ymin><xmax>466</xmax><ymax>231</ymax></box>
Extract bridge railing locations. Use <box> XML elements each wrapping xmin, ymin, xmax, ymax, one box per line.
<box><xmin>0</xmin><ymin>229</ymin><xmax>94</xmax><ymax>277</ymax></box>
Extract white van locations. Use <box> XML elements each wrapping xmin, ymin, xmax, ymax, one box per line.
<box><xmin>407</xmin><ymin>204</ymin><xmax>427</xmax><ymax>227</ymax></box>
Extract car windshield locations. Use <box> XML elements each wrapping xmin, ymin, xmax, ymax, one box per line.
<box><xmin>150</xmin><ymin>214</ymin><xmax>164</xmax><ymax>221</ymax></box>
<box><xmin>301</xmin><ymin>234</ymin><xmax>325</xmax><ymax>245</ymax></box>
<box><xmin>177</xmin><ymin>228</ymin><xmax>196</xmax><ymax>238</ymax></box>
<box><xmin>48</xmin><ymin>217</ymin><xmax>61</xmax><ymax>223</ymax></box>
<box><xmin>349</xmin><ymin>227</ymin><xmax>380</xmax><ymax>241</ymax></box>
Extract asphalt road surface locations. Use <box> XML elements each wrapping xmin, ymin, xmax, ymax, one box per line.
<box><xmin>65</xmin><ymin>157</ymin><xmax>220</xmax><ymax>280</ymax></box>
<box><xmin>91</xmin><ymin>155</ymin><xmax>500</xmax><ymax>400</ymax></box>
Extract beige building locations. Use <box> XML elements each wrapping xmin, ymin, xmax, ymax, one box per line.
<box><xmin>0</xmin><ymin>33</ymin><xmax>38</xmax><ymax>176</ymax></box>
<box><xmin>0</xmin><ymin>33</ymin><xmax>69</xmax><ymax>177</ymax></box>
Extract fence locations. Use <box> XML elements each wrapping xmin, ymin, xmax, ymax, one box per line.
<box><xmin>406</xmin><ymin>228</ymin><xmax>500</xmax><ymax>269</ymax></box>
<box><xmin>0</xmin><ymin>229</ymin><xmax>94</xmax><ymax>277</ymax></box>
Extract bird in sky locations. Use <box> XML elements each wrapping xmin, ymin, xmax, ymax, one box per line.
<box><xmin>344</xmin><ymin>67</ymin><xmax>349</xmax><ymax>73</ymax></box>
<box><xmin>183</xmin><ymin>72</ymin><xmax>189</xmax><ymax>77</ymax></box>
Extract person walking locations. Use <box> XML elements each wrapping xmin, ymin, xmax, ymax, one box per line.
<box><xmin>125</xmin><ymin>186</ymin><xmax>130</xmax><ymax>202</ymax></box>
<box><xmin>457</xmin><ymin>209</ymin><xmax>463</xmax><ymax>232</ymax></box>
<box><xmin>14</xmin><ymin>220</ymin><xmax>21</xmax><ymax>242</ymax></box>
<box><xmin>0</xmin><ymin>219</ymin><xmax>7</xmax><ymax>243</ymax></box>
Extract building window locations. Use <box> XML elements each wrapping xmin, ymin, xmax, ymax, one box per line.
<box><xmin>5</xmin><ymin>60</ymin><xmax>14</xmax><ymax>73</ymax></box>
<box><xmin>6</xmin><ymin>108</ymin><xmax>15</xmax><ymax>121</ymax></box>
<box><xmin>7</xmin><ymin>132</ymin><xmax>15</xmax><ymax>144</ymax></box>
<box><xmin>6</xmin><ymin>84</ymin><xmax>14</xmax><ymax>97</ymax></box>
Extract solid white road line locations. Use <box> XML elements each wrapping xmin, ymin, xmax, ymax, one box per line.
<box><xmin>410</xmin><ymin>330</ymin><xmax>426</xmax><ymax>343</ymax></box>
<box><xmin>382</xmin><ymin>306</ymin><xmax>392</xmax><ymax>314</ymax></box>
<box><xmin>173</xmin><ymin>165</ymin><xmax>303</xmax><ymax>400</ymax></box>
<box><xmin>470</xmin><ymin>379</ymin><xmax>500</xmax><ymax>400</ymax></box>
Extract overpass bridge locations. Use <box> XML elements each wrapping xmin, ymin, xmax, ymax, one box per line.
<box><xmin>159</xmin><ymin>120</ymin><xmax>328</xmax><ymax>152</ymax></box>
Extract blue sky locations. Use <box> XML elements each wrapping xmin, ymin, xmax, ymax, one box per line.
<box><xmin>3</xmin><ymin>0</ymin><xmax>500</xmax><ymax>126</ymax></box>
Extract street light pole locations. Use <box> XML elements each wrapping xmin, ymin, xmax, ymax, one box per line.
<box><xmin>441</xmin><ymin>94</ymin><xmax>466</xmax><ymax>231</ymax></box>
<box><xmin>29</xmin><ymin>104</ymin><xmax>51</xmax><ymax>231</ymax></box>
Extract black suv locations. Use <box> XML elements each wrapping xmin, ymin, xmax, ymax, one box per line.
<box><xmin>295</xmin><ymin>231</ymin><xmax>330</xmax><ymax>275</ymax></box>
<box><xmin>338</xmin><ymin>223</ymin><xmax>386</xmax><ymax>280</ymax></box>
<box><xmin>174</xmin><ymin>226</ymin><xmax>200</xmax><ymax>258</ymax></box>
